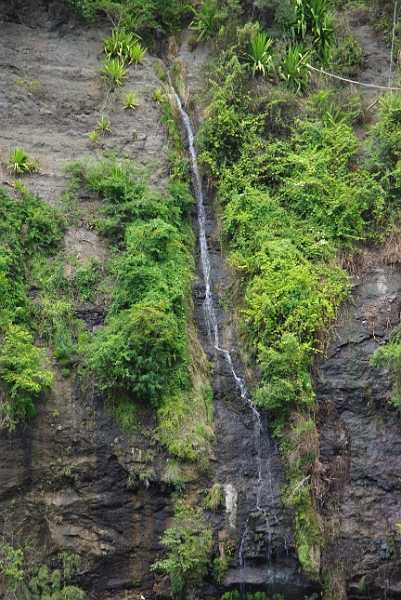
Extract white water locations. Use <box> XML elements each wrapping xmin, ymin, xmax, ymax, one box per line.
<box><xmin>170</xmin><ymin>82</ymin><xmax>274</xmax><ymax>567</ymax></box>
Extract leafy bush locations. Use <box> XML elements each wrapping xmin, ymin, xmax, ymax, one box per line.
<box><xmin>0</xmin><ymin>187</ymin><xmax>63</xmax><ymax>429</ymax></box>
<box><xmin>66</xmin><ymin>0</ymin><xmax>190</xmax><ymax>35</ymax></box>
<box><xmin>366</xmin><ymin>93</ymin><xmax>401</xmax><ymax>205</ymax></box>
<box><xmin>0</xmin><ymin>325</ymin><xmax>53</xmax><ymax>430</ymax></box>
<box><xmin>151</xmin><ymin>500</ymin><xmax>213</xmax><ymax>594</ymax></box>
<box><xmin>0</xmin><ymin>543</ymin><xmax>85</xmax><ymax>600</ymax></box>
<box><xmin>87</xmin><ymin>301</ymin><xmax>190</xmax><ymax>405</ymax></box>
<box><xmin>64</xmin><ymin>160</ymin><xmax>205</xmax><ymax>445</ymax></box>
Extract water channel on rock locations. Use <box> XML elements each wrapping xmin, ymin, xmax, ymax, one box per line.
<box><xmin>169</xmin><ymin>78</ymin><xmax>276</xmax><ymax>569</ymax></box>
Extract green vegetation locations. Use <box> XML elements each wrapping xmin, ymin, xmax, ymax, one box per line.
<box><xmin>0</xmin><ymin>325</ymin><xmax>53</xmax><ymax>430</ymax></box>
<box><xmin>123</xmin><ymin>91</ymin><xmax>139</xmax><ymax>109</ymax></box>
<box><xmin>151</xmin><ymin>87</ymin><xmax>166</xmax><ymax>103</ymax></box>
<box><xmin>100</xmin><ymin>58</ymin><xmax>128</xmax><ymax>86</ymax></box>
<box><xmin>0</xmin><ymin>541</ymin><xmax>85</xmax><ymax>600</ymax></box>
<box><xmin>103</xmin><ymin>27</ymin><xmax>139</xmax><ymax>61</ymax></box>
<box><xmin>63</xmin><ymin>157</ymin><xmax>213</xmax><ymax>458</ymax></box>
<box><xmin>151</xmin><ymin>500</ymin><xmax>213</xmax><ymax>594</ymax></box>
<box><xmin>8</xmin><ymin>147</ymin><xmax>38</xmax><ymax>175</ymax></box>
<box><xmin>88</xmin><ymin>130</ymin><xmax>100</xmax><ymax>143</ymax></box>
<box><xmin>66</xmin><ymin>0</ymin><xmax>191</xmax><ymax>36</ymax></box>
<box><xmin>194</xmin><ymin>0</ymin><xmax>392</xmax><ymax>581</ymax></box>
<box><xmin>246</xmin><ymin>31</ymin><xmax>274</xmax><ymax>76</ymax></box>
<box><xmin>189</xmin><ymin>0</ymin><xmax>219</xmax><ymax>41</ymax></box>
<box><xmin>0</xmin><ymin>187</ymin><xmax>64</xmax><ymax>429</ymax></box>
<box><xmin>204</xmin><ymin>483</ymin><xmax>224</xmax><ymax>511</ymax></box>
<box><xmin>369</xmin><ymin>94</ymin><xmax>401</xmax><ymax>403</ymax></box>
<box><xmin>97</xmin><ymin>114</ymin><xmax>111</xmax><ymax>133</ymax></box>
<box><xmin>127</xmin><ymin>40</ymin><xmax>147</xmax><ymax>67</ymax></box>
<box><xmin>371</xmin><ymin>330</ymin><xmax>401</xmax><ymax>407</ymax></box>
<box><xmin>220</xmin><ymin>592</ymin><xmax>280</xmax><ymax>600</ymax></box>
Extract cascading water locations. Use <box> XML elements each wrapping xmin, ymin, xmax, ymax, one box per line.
<box><xmin>169</xmin><ymin>80</ymin><xmax>275</xmax><ymax>569</ymax></box>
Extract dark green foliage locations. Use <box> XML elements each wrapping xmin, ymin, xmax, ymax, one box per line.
<box><xmin>366</xmin><ymin>93</ymin><xmax>401</xmax><ymax>206</ymax></box>
<box><xmin>88</xmin><ymin>302</ymin><xmax>190</xmax><ymax>405</ymax></box>
<box><xmin>293</xmin><ymin>0</ymin><xmax>336</xmax><ymax>58</ymax></box>
<box><xmin>189</xmin><ymin>0</ymin><xmax>219</xmax><ymax>41</ymax></box>
<box><xmin>67</xmin><ymin>159</ymin><xmax>195</xmax><ymax>415</ymax></box>
<box><xmin>66</xmin><ymin>0</ymin><xmax>191</xmax><ymax>35</ymax></box>
<box><xmin>252</xmin><ymin>0</ymin><xmax>294</xmax><ymax>31</ymax></box>
<box><xmin>0</xmin><ymin>542</ymin><xmax>85</xmax><ymax>600</ymax></box>
<box><xmin>221</xmin><ymin>592</ymin><xmax>272</xmax><ymax>600</ymax></box>
<box><xmin>151</xmin><ymin>500</ymin><xmax>213</xmax><ymax>594</ymax></box>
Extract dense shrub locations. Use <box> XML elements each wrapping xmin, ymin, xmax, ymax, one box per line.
<box><xmin>151</xmin><ymin>501</ymin><xmax>213</xmax><ymax>594</ymax></box>
<box><xmin>0</xmin><ymin>187</ymin><xmax>63</xmax><ymax>429</ymax></box>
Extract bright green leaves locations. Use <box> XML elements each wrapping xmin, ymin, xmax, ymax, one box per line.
<box><xmin>367</xmin><ymin>92</ymin><xmax>401</xmax><ymax>206</ymax></box>
<box><xmin>69</xmin><ymin>159</ymin><xmax>196</xmax><ymax>421</ymax></box>
<box><xmin>189</xmin><ymin>0</ymin><xmax>219</xmax><ymax>41</ymax></box>
<box><xmin>203</xmin><ymin>94</ymin><xmax>382</xmax><ymax>423</ymax></box>
<box><xmin>0</xmin><ymin>187</ymin><xmax>63</xmax><ymax>429</ymax></box>
<box><xmin>246</xmin><ymin>32</ymin><xmax>274</xmax><ymax>76</ymax></box>
<box><xmin>278</xmin><ymin>44</ymin><xmax>310</xmax><ymax>93</ymax></box>
<box><xmin>8</xmin><ymin>147</ymin><xmax>38</xmax><ymax>175</ymax></box>
<box><xmin>0</xmin><ymin>325</ymin><xmax>53</xmax><ymax>430</ymax></box>
<box><xmin>151</xmin><ymin>501</ymin><xmax>213</xmax><ymax>594</ymax></box>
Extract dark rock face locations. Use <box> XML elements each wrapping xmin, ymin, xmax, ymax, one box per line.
<box><xmin>314</xmin><ymin>254</ymin><xmax>401</xmax><ymax>596</ymax></box>
<box><xmin>2</xmin><ymin>2</ymin><xmax>401</xmax><ymax>599</ymax></box>
<box><xmin>191</xmin><ymin>190</ymin><xmax>315</xmax><ymax>599</ymax></box>
<box><xmin>0</xmin><ymin>369</ymin><xmax>174</xmax><ymax>597</ymax></box>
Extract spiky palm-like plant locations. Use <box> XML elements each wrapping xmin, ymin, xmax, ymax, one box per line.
<box><xmin>279</xmin><ymin>45</ymin><xmax>310</xmax><ymax>94</ymax></box>
<box><xmin>189</xmin><ymin>0</ymin><xmax>218</xmax><ymax>41</ymax></box>
<box><xmin>97</xmin><ymin>115</ymin><xmax>111</xmax><ymax>134</ymax></box>
<box><xmin>246</xmin><ymin>32</ymin><xmax>274</xmax><ymax>76</ymax></box>
<box><xmin>100</xmin><ymin>58</ymin><xmax>128</xmax><ymax>86</ymax></box>
<box><xmin>8</xmin><ymin>147</ymin><xmax>38</xmax><ymax>175</ymax></box>
<box><xmin>123</xmin><ymin>92</ymin><xmax>139</xmax><ymax>109</ymax></box>
<box><xmin>127</xmin><ymin>41</ymin><xmax>147</xmax><ymax>67</ymax></box>
<box><xmin>104</xmin><ymin>28</ymin><xmax>139</xmax><ymax>62</ymax></box>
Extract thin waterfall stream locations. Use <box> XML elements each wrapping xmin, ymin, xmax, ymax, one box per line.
<box><xmin>169</xmin><ymin>80</ymin><xmax>275</xmax><ymax>568</ymax></box>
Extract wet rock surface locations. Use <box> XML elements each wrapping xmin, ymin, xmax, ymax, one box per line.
<box><xmin>191</xmin><ymin>188</ymin><xmax>315</xmax><ymax>598</ymax></box>
<box><xmin>315</xmin><ymin>253</ymin><xmax>401</xmax><ymax>596</ymax></box>
<box><xmin>2</xmin><ymin>2</ymin><xmax>401</xmax><ymax>599</ymax></box>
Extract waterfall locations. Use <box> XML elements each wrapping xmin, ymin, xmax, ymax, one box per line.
<box><xmin>169</xmin><ymin>81</ymin><xmax>274</xmax><ymax>568</ymax></box>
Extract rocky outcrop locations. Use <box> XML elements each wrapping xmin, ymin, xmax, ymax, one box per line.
<box><xmin>315</xmin><ymin>252</ymin><xmax>401</xmax><ymax>597</ymax></box>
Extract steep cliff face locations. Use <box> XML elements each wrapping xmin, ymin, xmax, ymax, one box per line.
<box><xmin>315</xmin><ymin>252</ymin><xmax>401</xmax><ymax>597</ymax></box>
<box><xmin>1</xmin><ymin>2</ymin><xmax>401</xmax><ymax>599</ymax></box>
